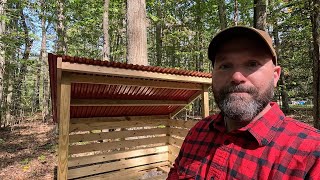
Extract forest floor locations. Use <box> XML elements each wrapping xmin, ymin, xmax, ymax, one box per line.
<box><xmin>0</xmin><ymin>114</ymin><xmax>57</xmax><ymax>180</ymax></box>
<box><xmin>0</xmin><ymin>109</ymin><xmax>314</xmax><ymax>180</ymax></box>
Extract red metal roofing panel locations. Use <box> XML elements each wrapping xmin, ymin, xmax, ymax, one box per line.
<box><xmin>70</xmin><ymin>106</ymin><xmax>179</xmax><ymax>118</ymax></box>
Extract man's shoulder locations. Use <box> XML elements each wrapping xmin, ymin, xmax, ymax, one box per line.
<box><xmin>282</xmin><ymin>116</ymin><xmax>320</xmax><ymax>148</ymax></box>
<box><xmin>283</xmin><ymin>116</ymin><xmax>320</xmax><ymax>135</ymax></box>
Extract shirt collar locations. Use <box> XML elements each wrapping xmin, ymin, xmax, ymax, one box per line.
<box><xmin>209</xmin><ymin>102</ymin><xmax>285</xmax><ymax>146</ymax></box>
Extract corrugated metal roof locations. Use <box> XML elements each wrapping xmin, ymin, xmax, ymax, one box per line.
<box><xmin>60</xmin><ymin>55</ymin><xmax>212</xmax><ymax>78</ymax></box>
<box><xmin>48</xmin><ymin>53</ymin><xmax>211</xmax><ymax>122</ymax></box>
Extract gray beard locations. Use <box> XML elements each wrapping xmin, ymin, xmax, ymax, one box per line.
<box><xmin>213</xmin><ymin>81</ymin><xmax>274</xmax><ymax>122</ymax></box>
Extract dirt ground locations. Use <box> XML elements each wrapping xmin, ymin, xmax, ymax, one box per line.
<box><xmin>0</xmin><ymin>119</ymin><xmax>57</xmax><ymax>180</ymax></box>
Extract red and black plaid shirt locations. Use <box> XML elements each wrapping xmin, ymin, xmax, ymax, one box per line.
<box><xmin>167</xmin><ymin>103</ymin><xmax>320</xmax><ymax>180</ymax></box>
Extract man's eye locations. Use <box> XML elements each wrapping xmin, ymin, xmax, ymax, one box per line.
<box><xmin>218</xmin><ymin>64</ymin><xmax>231</xmax><ymax>70</ymax></box>
<box><xmin>247</xmin><ymin>61</ymin><xmax>259</xmax><ymax>67</ymax></box>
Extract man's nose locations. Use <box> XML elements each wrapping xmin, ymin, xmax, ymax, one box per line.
<box><xmin>231</xmin><ymin>71</ymin><xmax>246</xmax><ymax>84</ymax></box>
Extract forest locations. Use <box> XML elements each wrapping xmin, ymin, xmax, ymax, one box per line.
<box><xmin>0</xmin><ymin>0</ymin><xmax>319</xmax><ymax>129</ymax></box>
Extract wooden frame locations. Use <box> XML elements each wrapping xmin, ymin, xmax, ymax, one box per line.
<box><xmin>54</xmin><ymin>56</ymin><xmax>211</xmax><ymax>180</ymax></box>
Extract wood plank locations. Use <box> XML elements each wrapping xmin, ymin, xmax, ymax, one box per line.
<box><xmin>202</xmin><ymin>85</ymin><xmax>210</xmax><ymax>118</ymax></box>
<box><xmin>79</xmin><ymin>161</ymin><xmax>170</xmax><ymax>180</ymax></box>
<box><xmin>168</xmin><ymin>153</ymin><xmax>176</xmax><ymax>163</ymax></box>
<box><xmin>62</xmin><ymin>62</ymin><xmax>212</xmax><ymax>84</ymax></box>
<box><xmin>144</xmin><ymin>174</ymin><xmax>168</xmax><ymax>180</ymax></box>
<box><xmin>70</xmin><ymin>119</ymin><xmax>169</xmax><ymax>132</ymax></box>
<box><xmin>56</xmin><ymin>57</ymin><xmax>62</xmax><ymax>123</ymax></box>
<box><xmin>169</xmin><ymin>128</ymin><xmax>189</xmax><ymax>138</ymax></box>
<box><xmin>170</xmin><ymin>90</ymin><xmax>203</xmax><ymax>118</ymax></box>
<box><xmin>70</xmin><ymin>128</ymin><xmax>168</xmax><ymax>143</ymax></box>
<box><xmin>168</xmin><ymin>137</ymin><xmax>183</xmax><ymax>148</ymax></box>
<box><xmin>68</xmin><ymin>73</ymin><xmax>203</xmax><ymax>90</ymax></box>
<box><xmin>70</xmin><ymin>115</ymin><xmax>169</xmax><ymax>124</ymax></box>
<box><xmin>68</xmin><ymin>146</ymin><xmax>168</xmax><ymax>167</ymax></box>
<box><xmin>158</xmin><ymin>166</ymin><xmax>170</xmax><ymax>173</ymax></box>
<box><xmin>58</xmin><ymin>76</ymin><xmax>71</xmax><ymax>180</ymax></box>
<box><xmin>168</xmin><ymin>119</ymin><xmax>198</xmax><ymax>129</ymax></box>
<box><xmin>70</xmin><ymin>99</ymin><xmax>188</xmax><ymax>106</ymax></box>
<box><xmin>69</xmin><ymin>136</ymin><xmax>169</xmax><ymax>155</ymax></box>
<box><xmin>168</xmin><ymin>145</ymin><xmax>180</xmax><ymax>157</ymax></box>
<box><xmin>67</xmin><ymin>153</ymin><xmax>168</xmax><ymax>179</ymax></box>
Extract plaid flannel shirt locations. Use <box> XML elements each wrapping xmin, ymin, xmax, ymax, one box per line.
<box><xmin>167</xmin><ymin>103</ymin><xmax>320</xmax><ymax>180</ymax></box>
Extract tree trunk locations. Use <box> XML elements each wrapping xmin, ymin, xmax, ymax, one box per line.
<box><xmin>0</xmin><ymin>0</ymin><xmax>7</xmax><ymax>127</ymax></box>
<box><xmin>126</xmin><ymin>0</ymin><xmax>148</xmax><ymax>65</ymax></box>
<box><xmin>40</xmin><ymin>0</ymin><xmax>50</xmax><ymax>122</ymax></box>
<box><xmin>311</xmin><ymin>0</ymin><xmax>320</xmax><ymax>129</ymax></box>
<box><xmin>15</xmin><ymin>3</ymin><xmax>33</xmax><ymax>120</ymax></box>
<box><xmin>155</xmin><ymin>0</ymin><xmax>162</xmax><ymax>66</ymax></box>
<box><xmin>57</xmin><ymin>0</ymin><xmax>67</xmax><ymax>54</ymax></box>
<box><xmin>273</xmin><ymin>27</ymin><xmax>290</xmax><ymax>113</ymax></box>
<box><xmin>218</xmin><ymin>0</ymin><xmax>227</xmax><ymax>30</ymax></box>
<box><xmin>234</xmin><ymin>0</ymin><xmax>239</xmax><ymax>25</ymax></box>
<box><xmin>254</xmin><ymin>0</ymin><xmax>267</xmax><ymax>30</ymax></box>
<box><xmin>5</xmin><ymin>79</ymin><xmax>13</xmax><ymax>127</ymax></box>
<box><xmin>103</xmin><ymin>0</ymin><xmax>110</xmax><ymax>61</ymax></box>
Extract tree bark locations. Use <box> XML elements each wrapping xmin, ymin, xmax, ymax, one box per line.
<box><xmin>39</xmin><ymin>0</ymin><xmax>50</xmax><ymax>122</ymax></box>
<box><xmin>311</xmin><ymin>0</ymin><xmax>320</xmax><ymax>129</ymax></box>
<box><xmin>273</xmin><ymin>27</ymin><xmax>290</xmax><ymax>113</ymax></box>
<box><xmin>57</xmin><ymin>0</ymin><xmax>67</xmax><ymax>54</ymax></box>
<box><xmin>155</xmin><ymin>0</ymin><xmax>162</xmax><ymax>66</ymax></box>
<box><xmin>126</xmin><ymin>0</ymin><xmax>148</xmax><ymax>65</ymax></box>
<box><xmin>254</xmin><ymin>0</ymin><xmax>267</xmax><ymax>30</ymax></box>
<box><xmin>103</xmin><ymin>0</ymin><xmax>110</xmax><ymax>61</ymax></box>
<box><xmin>218</xmin><ymin>0</ymin><xmax>227</xmax><ymax>30</ymax></box>
<box><xmin>0</xmin><ymin>0</ymin><xmax>7</xmax><ymax>127</ymax></box>
<box><xmin>15</xmin><ymin>2</ymin><xmax>33</xmax><ymax>120</ymax></box>
<box><xmin>234</xmin><ymin>0</ymin><xmax>239</xmax><ymax>25</ymax></box>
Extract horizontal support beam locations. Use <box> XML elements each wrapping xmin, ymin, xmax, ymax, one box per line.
<box><xmin>67</xmin><ymin>73</ymin><xmax>204</xmax><ymax>90</ymax></box>
<box><xmin>61</xmin><ymin>62</ymin><xmax>212</xmax><ymax>84</ymax></box>
<box><xmin>70</xmin><ymin>99</ymin><xmax>188</xmax><ymax>106</ymax></box>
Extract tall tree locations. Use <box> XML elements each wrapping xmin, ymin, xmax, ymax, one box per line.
<box><xmin>103</xmin><ymin>0</ymin><xmax>110</xmax><ymax>61</ymax></box>
<box><xmin>39</xmin><ymin>0</ymin><xmax>50</xmax><ymax>122</ymax></box>
<box><xmin>0</xmin><ymin>0</ymin><xmax>6</xmax><ymax>126</ymax></box>
<box><xmin>218</xmin><ymin>0</ymin><xmax>227</xmax><ymax>30</ymax></box>
<box><xmin>57</xmin><ymin>0</ymin><xmax>67</xmax><ymax>54</ymax></box>
<box><xmin>126</xmin><ymin>0</ymin><xmax>148</xmax><ymax>65</ymax></box>
<box><xmin>311</xmin><ymin>0</ymin><xmax>320</xmax><ymax>128</ymax></box>
<box><xmin>254</xmin><ymin>0</ymin><xmax>267</xmax><ymax>30</ymax></box>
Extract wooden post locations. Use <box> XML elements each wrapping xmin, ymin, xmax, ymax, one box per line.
<box><xmin>58</xmin><ymin>73</ymin><xmax>71</xmax><ymax>180</ymax></box>
<box><xmin>201</xmin><ymin>85</ymin><xmax>209</xmax><ymax>118</ymax></box>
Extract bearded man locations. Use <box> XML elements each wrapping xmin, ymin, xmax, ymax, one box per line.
<box><xmin>167</xmin><ymin>26</ymin><xmax>320</xmax><ymax>180</ymax></box>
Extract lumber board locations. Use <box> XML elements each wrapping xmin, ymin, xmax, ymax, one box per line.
<box><xmin>169</xmin><ymin>128</ymin><xmax>189</xmax><ymax>139</ymax></box>
<box><xmin>168</xmin><ymin>137</ymin><xmax>183</xmax><ymax>148</ymax></box>
<box><xmin>201</xmin><ymin>85</ymin><xmax>210</xmax><ymax>118</ymax></box>
<box><xmin>58</xmin><ymin>76</ymin><xmax>71</xmax><ymax>180</ymax></box>
<box><xmin>68</xmin><ymin>153</ymin><xmax>168</xmax><ymax>179</ymax></box>
<box><xmin>68</xmin><ymin>146</ymin><xmax>168</xmax><ymax>167</ymax></box>
<box><xmin>68</xmin><ymin>73</ymin><xmax>204</xmax><ymax>90</ymax></box>
<box><xmin>79</xmin><ymin>161</ymin><xmax>170</xmax><ymax>180</ymax></box>
<box><xmin>170</xmin><ymin>90</ymin><xmax>202</xmax><ymax>118</ymax></box>
<box><xmin>168</xmin><ymin>145</ymin><xmax>180</xmax><ymax>157</ymax></box>
<box><xmin>70</xmin><ymin>99</ymin><xmax>188</xmax><ymax>106</ymax></box>
<box><xmin>168</xmin><ymin>153</ymin><xmax>176</xmax><ymax>163</ymax></box>
<box><xmin>69</xmin><ymin>136</ymin><xmax>169</xmax><ymax>155</ymax></box>
<box><xmin>69</xmin><ymin>128</ymin><xmax>168</xmax><ymax>143</ymax></box>
<box><xmin>62</xmin><ymin>62</ymin><xmax>212</xmax><ymax>84</ymax></box>
<box><xmin>70</xmin><ymin>119</ymin><xmax>169</xmax><ymax>132</ymax></box>
<box><xmin>168</xmin><ymin>119</ymin><xmax>198</xmax><ymax>129</ymax></box>
<box><xmin>70</xmin><ymin>115</ymin><xmax>169</xmax><ymax>124</ymax></box>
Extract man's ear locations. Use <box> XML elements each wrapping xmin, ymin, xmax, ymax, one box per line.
<box><xmin>273</xmin><ymin>66</ymin><xmax>281</xmax><ymax>87</ymax></box>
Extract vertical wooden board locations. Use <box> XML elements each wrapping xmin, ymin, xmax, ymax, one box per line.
<box><xmin>202</xmin><ymin>85</ymin><xmax>209</xmax><ymax>118</ymax></box>
<box><xmin>58</xmin><ymin>75</ymin><xmax>71</xmax><ymax>180</ymax></box>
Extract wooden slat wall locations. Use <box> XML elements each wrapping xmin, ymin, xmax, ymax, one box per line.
<box><xmin>67</xmin><ymin>118</ymin><xmax>171</xmax><ymax>179</ymax></box>
<box><xmin>168</xmin><ymin>119</ymin><xmax>198</xmax><ymax>164</ymax></box>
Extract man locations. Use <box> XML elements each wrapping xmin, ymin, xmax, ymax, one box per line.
<box><xmin>167</xmin><ymin>26</ymin><xmax>320</xmax><ymax>180</ymax></box>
